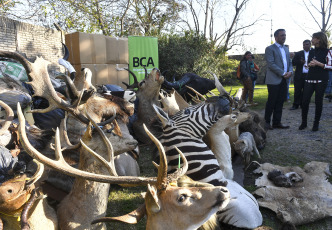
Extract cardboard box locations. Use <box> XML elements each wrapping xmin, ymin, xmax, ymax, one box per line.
<box><xmin>73</xmin><ymin>64</ymin><xmax>129</xmax><ymax>87</ymax></box>
<box><xmin>106</xmin><ymin>37</ymin><xmax>129</xmax><ymax>64</ymax></box>
<box><xmin>65</xmin><ymin>32</ymin><xmax>107</xmax><ymax>64</ymax></box>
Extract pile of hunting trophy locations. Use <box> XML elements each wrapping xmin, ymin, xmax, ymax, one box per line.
<box><xmin>0</xmin><ymin>44</ymin><xmax>270</xmax><ymax>230</ymax></box>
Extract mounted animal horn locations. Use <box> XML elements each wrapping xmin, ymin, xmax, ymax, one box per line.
<box><xmin>162</xmin><ymin>74</ymin><xmax>192</xmax><ymax>90</ymax></box>
<box><xmin>142</xmin><ymin>66</ymin><xmax>148</xmax><ymax>79</ymax></box>
<box><xmin>208</xmin><ymin>71</ymin><xmax>228</xmax><ymax>96</ymax></box>
<box><xmin>62</xmin><ymin>42</ymin><xmax>69</xmax><ymax>61</ymax></box>
<box><xmin>117</xmin><ymin>67</ymin><xmax>139</xmax><ymax>89</ymax></box>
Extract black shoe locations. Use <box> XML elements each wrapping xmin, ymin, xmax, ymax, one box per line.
<box><xmin>312</xmin><ymin>123</ymin><xmax>319</xmax><ymax>131</ymax></box>
<box><xmin>264</xmin><ymin>122</ymin><xmax>274</xmax><ymax>130</ymax></box>
<box><xmin>299</xmin><ymin>123</ymin><xmax>307</xmax><ymax>130</ymax></box>
<box><xmin>272</xmin><ymin>123</ymin><xmax>290</xmax><ymax>129</ymax></box>
<box><xmin>289</xmin><ymin>106</ymin><xmax>299</xmax><ymax>110</ymax></box>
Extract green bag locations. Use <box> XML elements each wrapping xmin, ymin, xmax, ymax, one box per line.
<box><xmin>0</xmin><ymin>61</ymin><xmax>28</xmax><ymax>81</ymax></box>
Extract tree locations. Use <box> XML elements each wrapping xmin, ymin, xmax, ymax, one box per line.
<box><xmin>127</xmin><ymin>0</ymin><xmax>185</xmax><ymax>36</ymax></box>
<box><xmin>182</xmin><ymin>0</ymin><xmax>263</xmax><ymax>52</ymax></box>
<box><xmin>0</xmin><ymin>0</ymin><xmax>185</xmax><ymax>37</ymax></box>
<box><xmin>302</xmin><ymin>0</ymin><xmax>332</xmax><ymax>33</ymax></box>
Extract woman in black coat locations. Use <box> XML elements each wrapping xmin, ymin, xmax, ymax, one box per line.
<box><xmin>299</xmin><ymin>32</ymin><xmax>332</xmax><ymax>131</ymax></box>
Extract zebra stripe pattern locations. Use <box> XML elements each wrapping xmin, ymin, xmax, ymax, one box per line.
<box><xmin>157</xmin><ymin>96</ymin><xmax>230</xmax><ymax>186</ymax></box>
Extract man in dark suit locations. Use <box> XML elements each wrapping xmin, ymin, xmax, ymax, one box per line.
<box><xmin>290</xmin><ymin>40</ymin><xmax>312</xmax><ymax>110</ymax></box>
<box><xmin>264</xmin><ymin>29</ymin><xmax>293</xmax><ymax>130</ymax></box>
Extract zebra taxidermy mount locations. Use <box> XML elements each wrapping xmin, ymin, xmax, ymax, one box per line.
<box><xmin>153</xmin><ymin>95</ymin><xmax>263</xmax><ymax>229</ymax></box>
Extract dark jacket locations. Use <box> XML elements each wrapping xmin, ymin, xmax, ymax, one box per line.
<box><xmin>292</xmin><ymin>50</ymin><xmax>306</xmax><ymax>80</ymax></box>
<box><xmin>307</xmin><ymin>48</ymin><xmax>329</xmax><ymax>81</ymax></box>
<box><xmin>240</xmin><ymin>60</ymin><xmax>251</xmax><ymax>79</ymax></box>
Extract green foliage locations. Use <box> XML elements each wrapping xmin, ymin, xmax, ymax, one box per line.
<box><xmin>158</xmin><ymin>32</ymin><xmax>239</xmax><ymax>84</ymax></box>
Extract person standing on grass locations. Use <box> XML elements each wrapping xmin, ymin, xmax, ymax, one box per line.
<box><xmin>264</xmin><ymin>29</ymin><xmax>292</xmax><ymax>130</ymax></box>
<box><xmin>290</xmin><ymin>40</ymin><xmax>312</xmax><ymax>110</ymax></box>
<box><xmin>240</xmin><ymin>51</ymin><xmax>258</xmax><ymax>106</ymax></box>
<box><xmin>299</xmin><ymin>32</ymin><xmax>332</xmax><ymax>131</ymax></box>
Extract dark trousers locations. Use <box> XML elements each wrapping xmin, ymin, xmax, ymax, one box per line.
<box><xmin>301</xmin><ymin>81</ymin><xmax>328</xmax><ymax>124</ymax></box>
<box><xmin>265</xmin><ymin>78</ymin><xmax>287</xmax><ymax>125</ymax></box>
<box><xmin>293</xmin><ymin>73</ymin><xmax>307</xmax><ymax>107</ymax></box>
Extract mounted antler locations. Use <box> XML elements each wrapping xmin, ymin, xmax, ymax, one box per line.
<box><xmin>17</xmin><ymin>102</ymin><xmax>156</xmax><ymax>185</ymax></box>
<box><xmin>91</xmin><ymin>123</ymin><xmax>189</xmax><ymax>225</ymax></box>
<box><xmin>0</xmin><ymin>51</ymin><xmax>91</xmax><ymax>124</ymax></box>
<box><xmin>0</xmin><ymin>100</ymin><xmax>14</xmax><ymax>135</ymax></box>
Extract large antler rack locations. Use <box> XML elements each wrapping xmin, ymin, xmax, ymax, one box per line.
<box><xmin>0</xmin><ymin>51</ymin><xmax>91</xmax><ymax>124</ymax></box>
<box><xmin>17</xmin><ymin>102</ymin><xmax>156</xmax><ymax>185</ymax></box>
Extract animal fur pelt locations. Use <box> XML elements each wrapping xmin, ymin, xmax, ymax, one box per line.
<box><xmin>253</xmin><ymin>161</ymin><xmax>332</xmax><ymax>225</ymax></box>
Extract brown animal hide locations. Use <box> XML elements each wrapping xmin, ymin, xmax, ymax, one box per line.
<box><xmin>133</xmin><ymin>68</ymin><xmax>164</xmax><ymax>144</ymax></box>
<box><xmin>253</xmin><ymin>161</ymin><xmax>332</xmax><ymax>225</ymax></box>
<box><xmin>238</xmin><ymin>108</ymin><xmax>266</xmax><ymax>150</ymax></box>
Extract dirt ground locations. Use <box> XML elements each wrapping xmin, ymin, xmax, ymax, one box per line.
<box><xmin>243</xmin><ymin>99</ymin><xmax>332</xmax><ymax>230</ymax></box>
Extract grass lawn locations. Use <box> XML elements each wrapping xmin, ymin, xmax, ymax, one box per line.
<box><xmin>221</xmin><ymin>84</ymin><xmax>295</xmax><ymax>111</ymax></box>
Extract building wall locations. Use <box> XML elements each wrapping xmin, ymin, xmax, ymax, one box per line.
<box><xmin>0</xmin><ymin>16</ymin><xmax>65</xmax><ymax>73</ymax></box>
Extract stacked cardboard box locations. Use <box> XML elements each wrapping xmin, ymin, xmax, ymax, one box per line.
<box><xmin>65</xmin><ymin>32</ymin><xmax>129</xmax><ymax>87</ymax></box>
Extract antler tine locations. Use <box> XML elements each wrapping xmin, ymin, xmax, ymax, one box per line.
<box><xmin>187</xmin><ymin>92</ymin><xmax>203</xmax><ymax>104</ymax></box>
<box><xmin>59</xmin><ymin>112</ymin><xmax>74</xmax><ymax>147</ymax></box>
<box><xmin>228</xmin><ymin>87</ymin><xmax>233</xmax><ymax>95</ymax></box>
<box><xmin>26</xmin><ymin>159</ymin><xmax>44</xmax><ymax>187</ymax></box>
<box><xmin>56</xmin><ymin>74</ymin><xmax>80</xmax><ymax>100</ymax></box>
<box><xmin>17</xmin><ymin>102</ymin><xmax>156</xmax><ymax>185</ymax></box>
<box><xmin>169</xmin><ymin>146</ymin><xmax>188</xmax><ymax>178</ymax></box>
<box><xmin>143</xmin><ymin>123</ymin><xmax>188</xmax><ymax>190</ymax></box>
<box><xmin>84</xmin><ymin>110</ymin><xmax>118</xmax><ymax>176</ymax></box>
<box><xmin>117</xmin><ymin>67</ymin><xmax>139</xmax><ymax>89</ymax></box>
<box><xmin>80</xmin><ymin>140</ymin><xmax>117</xmax><ymax>176</ymax></box>
<box><xmin>208</xmin><ymin>90</ymin><xmax>216</xmax><ymax>96</ymax></box>
<box><xmin>56</xmin><ymin>113</ymin><xmax>81</xmax><ymax>151</ymax></box>
<box><xmin>143</xmin><ymin>123</ymin><xmax>167</xmax><ymax>190</ymax></box>
<box><xmin>232</xmin><ymin>89</ymin><xmax>238</xmax><ymax>97</ymax></box>
<box><xmin>185</xmin><ymin>85</ymin><xmax>206</xmax><ymax>101</ymax></box>
<box><xmin>0</xmin><ymin>100</ymin><xmax>14</xmax><ymax>135</ymax></box>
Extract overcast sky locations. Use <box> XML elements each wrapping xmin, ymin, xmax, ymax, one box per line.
<box><xmin>228</xmin><ymin>0</ymin><xmax>322</xmax><ymax>55</ymax></box>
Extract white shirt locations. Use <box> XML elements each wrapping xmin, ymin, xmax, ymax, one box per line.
<box><xmin>302</xmin><ymin>50</ymin><xmax>309</xmax><ymax>73</ymax></box>
<box><xmin>275</xmin><ymin>42</ymin><xmax>288</xmax><ymax>75</ymax></box>
<box><xmin>324</xmin><ymin>49</ymin><xmax>332</xmax><ymax>70</ymax></box>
